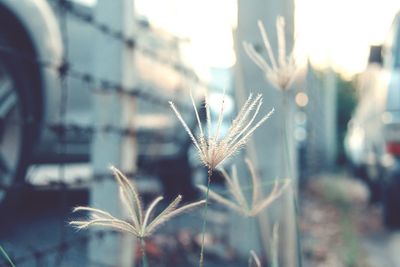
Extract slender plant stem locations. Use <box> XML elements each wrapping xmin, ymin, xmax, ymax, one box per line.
<box><xmin>0</xmin><ymin>245</ymin><xmax>15</xmax><ymax>267</ymax></box>
<box><xmin>281</xmin><ymin>91</ymin><xmax>303</xmax><ymax>267</ymax></box>
<box><xmin>271</xmin><ymin>224</ymin><xmax>279</xmax><ymax>267</ymax></box>
<box><xmin>281</xmin><ymin>91</ymin><xmax>292</xmax><ymax>179</ymax></box>
<box><xmin>199</xmin><ymin>168</ymin><xmax>212</xmax><ymax>267</ymax></box>
<box><xmin>140</xmin><ymin>238</ymin><xmax>148</xmax><ymax>267</ymax></box>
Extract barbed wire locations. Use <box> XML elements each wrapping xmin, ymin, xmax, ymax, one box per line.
<box><xmin>0</xmin><ymin>45</ymin><xmax>192</xmax><ymax>111</ymax></box>
<box><xmin>56</xmin><ymin>0</ymin><xmax>136</xmax><ymax>48</ymax></box>
<box><xmin>0</xmin><ymin>1</ymin><xmax>205</xmax><ymax>266</ymax></box>
<box><xmin>56</xmin><ymin>0</ymin><xmax>219</xmax><ymax>92</ymax></box>
<box><xmin>0</xmin><ymin>119</ymin><xmax>187</xmax><ymax>146</ymax></box>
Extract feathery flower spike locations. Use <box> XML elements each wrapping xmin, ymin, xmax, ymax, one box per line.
<box><xmin>70</xmin><ymin>167</ymin><xmax>205</xmax><ymax>238</ymax></box>
<box><xmin>198</xmin><ymin>159</ymin><xmax>289</xmax><ymax>217</ymax></box>
<box><xmin>169</xmin><ymin>91</ymin><xmax>274</xmax><ymax>171</ymax></box>
<box><xmin>243</xmin><ymin>16</ymin><xmax>298</xmax><ymax>91</ymax></box>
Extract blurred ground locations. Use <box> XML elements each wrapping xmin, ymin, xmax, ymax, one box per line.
<box><xmin>2</xmin><ymin>166</ymin><xmax>400</xmax><ymax>266</ymax></box>
<box><xmin>300</xmin><ymin>173</ymin><xmax>400</xmax><ymax>267</ymax></box>
<box><xmin>0</xmin><ymin>186</ymin><xmax>89</xmax><ymax>267</ymax></box>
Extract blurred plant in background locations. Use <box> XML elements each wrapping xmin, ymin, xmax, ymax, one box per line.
<box><xmin>244</xmin><ymin>15</ymin><xmax>303</xmax><ymax>267</ymax></box>
<box><xmin>198</xmin><ymin>159</ymin><xmax>289</xmax><ymax>217</ymax></box>
<box><xmin>335</xmin><ymin>76</ymin><xmax>357</xmax><ymax>165</ymax></box>
<box><xmin>243</xmin><ymin>17</ymin><xmax>299</xmax><ymax>91</ymax></box>
<box><xmin>244</xmin><ymin>15</ymin><xmax>299</xmax><ymax>179</ymax></box>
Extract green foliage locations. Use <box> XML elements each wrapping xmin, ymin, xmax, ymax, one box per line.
<box><xmin>336</xmin><ymin>76</ymin><xmax>357</xmax><ymax>165</ymax></box>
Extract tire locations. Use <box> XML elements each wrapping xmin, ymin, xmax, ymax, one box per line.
<box><xmin>351</xmin><ymin>163</ymin><xmax>382</xmax><ymax>203</ymax></box>
<box><xmin>383</xmin><ymin>171</ymin><xmax>400</xmax><ymax>229</ymax></box>
<box><xmin>0</xmin><ymin>35</ymin><xmax>36</xmax><ymax>207</ymax></box>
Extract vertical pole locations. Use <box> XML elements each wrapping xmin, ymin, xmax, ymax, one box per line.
<box><xmin>234</xmin><ymin>1</ymin><xmax>298</xmax><ymax>266</ymax></box>
<box><xmin>323</xmin><ymin>69</ymin><xmax>337</xmax><ymax>169</ymax></box>
<box><xmin>306</xmin><ymin>66</ymin><xmax>337</xmax><ymax>173</ymax></box>
<box><xmin>90</xmin><ymin>0</ymin><xmax>136</xmax><ymax>266</ymax></box>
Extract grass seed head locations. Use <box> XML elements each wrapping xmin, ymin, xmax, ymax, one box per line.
<box><xmin>170</xmin><ymin>91</ymin><xmax>273</xmax><ymax>171</ymax></box>
<box><xmin>70</xmin><ymin>167</ymin><xmax>205</xmax><ymax>239</ymax></box>
<box><xmin>198</xmin><ymin>159</ymin><xmax>289</xmax><ymax>217</ymax></box>
<box><xmin>243</xmin><ymin>16</ymin><xmax>298</xmax><ymax>91</ymax></box>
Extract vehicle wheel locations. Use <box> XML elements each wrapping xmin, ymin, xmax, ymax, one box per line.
<box><xmin>383</xmin><ymin>173</ymin><xmax>400</xmax><ymax>229</ymax></box>
<box><xmin>0</xmin><ymin>36</ymin><xmax>36</xmax><ymax>206</ymax></box>
<box><xmin>362</xmin><ymin>163</ymin><xmax>383</xmax><ymax>203</ymax></box>
<box><xmin>349</xmin><ymin>163</ymin><xmax>366</xmax><ymax>180</ymax></box>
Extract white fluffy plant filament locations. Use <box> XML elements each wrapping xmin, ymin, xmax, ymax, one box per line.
<box><xmin>169</xmin><ymin>90</ymin><xmax>273</xmax><ymax>267</ymax></box>
<box><xmin>243</xmin><ymin>16</ymin><xmax>298</xmax><ymax>91</ymax></box>
<box><xmin>70</xmin><ymin>167</ymin><xmax>206</xmax><ymax>267</ymax></box>
<box><xmin>169</xmin><ymin>91</ymin><xmax>274</xmax><ymax>172</ymax></box>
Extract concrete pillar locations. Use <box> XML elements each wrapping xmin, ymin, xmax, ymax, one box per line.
<box><xmin>89</xmin><ymin>1</ymin><xmax>137</xmax><ymax>266</ymax></box>
<box><xmin>305</xmin><ymin>66</ymin><xmax>337</xmax><ymax>173</ymax></box>
<box><xmin>233</xmin><ymin>1</ymin><xmax>299</xmax><ymax>266</ymax></box>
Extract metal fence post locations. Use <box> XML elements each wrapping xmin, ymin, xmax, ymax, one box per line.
<box><xmin>89</xmin><ymin>0</ymin><xmax>137</xmax><ymax>266</ymax></box>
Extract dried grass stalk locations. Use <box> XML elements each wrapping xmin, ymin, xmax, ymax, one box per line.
<box><xmin>198</xmin><ymin>159</ymin><xmax>289</xmax><ymax>217</ymax></box>
<box><xmin>243</xmin><ymin>16</ymin><xmax>298</xmax><ymax>91</ymax></box>
<box><xmin>70</xmin><ymin>167</ymin><xmax>205</xmax><ymax>239</ymax></box>
<box><xmin>170</xmin><ymin>91</ymin><xmax>274</xmax><ymax>170</ymax></box>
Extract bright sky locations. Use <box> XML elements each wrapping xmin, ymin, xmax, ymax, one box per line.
<box><xmin>296</xmin><ymin>0</ymin><xmax>400</xmax><ymax>78</ymax></box>
<box><xmin>136</xmin><ymin>0</ymin><xmax>400</xmax><ymax>78</ymax></box>
<box><xmin>135</xmin><ymin>0</ymin><xmax>237</xmax><ymax>72</ymax></box>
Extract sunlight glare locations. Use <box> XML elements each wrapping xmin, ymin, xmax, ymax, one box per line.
<box><xmin>295</xmin><ymin>0</ymin><xmax>400</xmax><ymax>78</ymax></box>
<box><xmin>135</xmin><ymin>0</ymin><xmax>237</xmax><ymax>69</ymax></box>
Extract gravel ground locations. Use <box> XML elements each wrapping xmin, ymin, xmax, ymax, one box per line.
<box><xmin>300</xmin><ymin>173</ymin><xmax>400</xmax><ymax>267</ymax></box>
